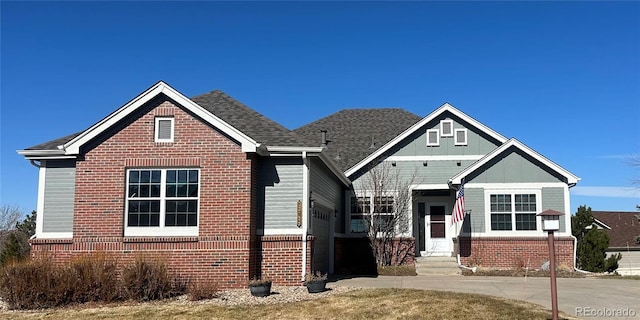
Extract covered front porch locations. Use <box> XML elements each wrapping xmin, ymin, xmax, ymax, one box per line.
<box><xmin>412</xmin><ymin>188</ymin><xmax>461</xmax><ymax>258</ymax></box>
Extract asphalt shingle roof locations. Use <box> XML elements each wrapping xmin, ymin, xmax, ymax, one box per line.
<box><xmin>190</xmin><ymin>90</ymin><xmax>302</xmax><ymax>146</ymax></box>
<box><xmin>25</xmin><ymin>132</ymin><xmax>82</xmax><ymax>151</ymax></box>
<box><xmin>25</xmin><ymin>89</ymin><xmax>303</xmax><ymax>150</ymax></box>
<box><xmin>293</xmin><ymin>108</ymin><xmax>422</xmax><ymax>172</ymax></box>
<box><xmin>23</xmin><ymin>89</ymin><xmax>422</xmax><ymax>174</ymax></box>
<box><xmin>592</xmin><ymin>211</ymin><xmax>640</xmax><ymax>248</ymax></box>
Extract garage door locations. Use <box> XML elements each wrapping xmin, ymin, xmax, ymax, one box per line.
<box><xmin>311</xmin><ymin>204</ymin><xmax>331</xmax><ymax>274</ymax></box>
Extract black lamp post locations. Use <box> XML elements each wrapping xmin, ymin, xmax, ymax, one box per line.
<box><xmin>537</xmin><ymin>209</ymin><xmax>565</xmax><ymax>320</ymax></box>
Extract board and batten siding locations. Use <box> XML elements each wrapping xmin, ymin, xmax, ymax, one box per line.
<box><xmin>541</xmin><ymin>187</ymin><xmax>566</xmax><ymax>232</ymax></box>
<box><xmin>42</xmin><ymin>160</ymin><xmax>76</xmax><ymax>233</ymax></box>
<box><xmin>258</xmin><ymin>158</ymin><xmax>304</xmax><ymax>230</ymax></box>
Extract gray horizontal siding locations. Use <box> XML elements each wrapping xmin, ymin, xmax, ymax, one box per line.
<box><xmin>43</xmin><ymin>160</ymin><xmax>76</xmax><ymax>233</ymax></box>
<box><xmin>352</xmin><ymin>160</ymin><xmax>471</xmax><ymax>188</ymax></box>
<box><xmin>542</xmin><ymin>187</ymin><xmax>566</xmax><ymax>232</ymax></box>
<box><xmin>310</xmin><ymin>158</ymin><xmax>344</xmax><ymax>233</ymax></box>
<box><xmin>259</xmin><ymin>158</ymin><xmax>304</xmax><ymax>229</ymax></box>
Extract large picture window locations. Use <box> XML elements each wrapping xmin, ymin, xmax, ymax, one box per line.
<box><xmin>126</xmin><ymin>168</ymin><xmax>199</xmax><ymax>236</ymax></box>
<box><xmin>490</xmin><ymin>193</ymin><xmax>537</xmax><ymax>231</ymax></box>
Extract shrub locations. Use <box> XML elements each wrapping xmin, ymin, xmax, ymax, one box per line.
<box><xmin>121</xmin><ymin>256</ymin><xmax>185</xmax><ymax>301</ymax></box>
<box><xmin>69</xmin><ymin>253</ymin><xmax>121</xmax><ymax>303</ymax></box>
<box><xmin>187</xmin><ymin>279</ymin><xmax>219</xmax><ymax>301</ymax></box>
<box><xmin>0</xmin><ymin>257</ymin><xmax>75</xmax><ymax>309</ymax></box>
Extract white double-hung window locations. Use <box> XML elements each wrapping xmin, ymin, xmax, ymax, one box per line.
<box><xmin>125</xmin><ymin>168</ymin><xmax>199</xmax><ymax>236</ymax></box>
<box><xmin>486</xmin><ymin>190</ymin><xmax>540</xmax><ymax>233</ymax></box>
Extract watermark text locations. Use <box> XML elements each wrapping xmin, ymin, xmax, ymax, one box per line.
<box><xmin>576</xmin><ymin>307</ymin><xmax>636</xmax><ymax>318</ymax></box>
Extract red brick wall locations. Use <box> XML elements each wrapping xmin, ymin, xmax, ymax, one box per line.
<box><xmin>32</xmin><ymin>99</ymin><xmax>257</xmax><ymax>289</ymax></box>
<box><xmin>458</xmin><ymin>237</ymin><xmax>574</xmax><ymax>270</ymax></box>
<box><xmin>257</xmin><ymin>235</ymin><xmax>312</xmax><ymax>285</ymax></box>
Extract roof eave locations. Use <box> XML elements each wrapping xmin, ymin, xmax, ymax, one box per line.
<box><xmin>16</xmin><ymin>149</ymin><xmax>75</xmax><ymax>160</ymax></box>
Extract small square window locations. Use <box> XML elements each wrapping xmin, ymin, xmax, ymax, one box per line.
<box><xmin>440</xmin><ymin>120</ymin><xmax>454</xmax><ymax>137</ymax></box>
<box><xmin>454</xmin><ymin>129</ymin><xmax>468</xmax><ymax>146</ymax></box>
<box><xmin>426</xmin><ymin>129</ymin><xmax>439</xmax><ymax>146</ymax></box>
<box><xmin>155</xmin><ymin>117</ymin><xmax>174</xmax><ymax>143</ymax></box>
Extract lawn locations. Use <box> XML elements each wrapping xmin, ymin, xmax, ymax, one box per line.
<box><xmin>0</xmin><ymin>288</ymin><xmax>576</xmax><ymax>320</ymax></box>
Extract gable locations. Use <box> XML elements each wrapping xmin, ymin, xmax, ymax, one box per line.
<box><xmin>466</xmin><ymin>146</ymin><xmax>568</xmax><ymax>184</ymax></box>
<box><xmin>389</xmin><ymin>110</ymin><xmax>503</xmax><ymax>158</ymax></box>
<box><xmin>18</xmin><ymin>82</ymin><xmax>260</xmax><ymax>159</ymax></box>
<box><xmin>345</xmin><ymin>103</ymin><xmax>508</xmax><ymax>177</ymax></box>
<box><xmin>450</xmin><ymin>139</ymin><xmax>579</xmax><ymax>186</ymax></box>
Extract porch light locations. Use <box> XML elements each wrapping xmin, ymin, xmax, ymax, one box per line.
<box><xmin>536</xmin><ymin>209</ymin><xmax>565</xmax><ymax>320</ymax></box>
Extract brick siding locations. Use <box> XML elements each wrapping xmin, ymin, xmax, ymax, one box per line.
<box><xmin>458</xmin><ymin>236</ymin><xmax>575</xmax><ymax>269</ymax></box>
<box><xmin>30</xmin><ymin>99</ymin><xmax>309</xmax><ymax>289</ymax></box>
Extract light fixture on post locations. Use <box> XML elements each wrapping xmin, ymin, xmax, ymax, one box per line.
<box><xmin>537</xmin><ymin>209</ymin><xmax>565</xmax><ymax>320</ymax></box>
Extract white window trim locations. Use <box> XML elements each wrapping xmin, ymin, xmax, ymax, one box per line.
<box><xmin>440</xmin><ymin>119</ymin><xmax>454</xmax><ymax>137</ymax></box>
<box><xmin>154</xmin><ymin>117</ymin><xmax>175</xmax><ymax>143</ymax></box>
<box><xmin>426</xmin><ymin>129</ymin><xmax>440</xmax><ymax>146</ymax></box>
<box><xmin>454</xmin><ymin>128</ymin><xmax>468</xmax><ymax>146</ymax></box>
<box><xmin>483</xmin><ymin>188</ymin><xmax>543</xmax><ymax>236</ymax></box>
<box><xmin>348</xmin><ymin>191</ymin><xmax>398</xmax><ymax>236</ymax></box>
<box><xmin>124</xmin><ymin>168</ymin><xmax>200</xmax><ymax>237</ymax></box>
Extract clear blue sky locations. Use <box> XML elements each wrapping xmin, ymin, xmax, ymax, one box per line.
<box><xmin>1</xmin><ymin>1</ymin><xmax>639</xmax><ymax>216</ymax></box>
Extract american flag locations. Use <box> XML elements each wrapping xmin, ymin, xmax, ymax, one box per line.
<box><xmin>451</xmin><ymin>180</ymin><xmax>465</xmax><ymax>225</ymax></box>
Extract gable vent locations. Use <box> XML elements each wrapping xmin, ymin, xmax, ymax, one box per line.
<box><xmin>155</xmin><ymin>117</ymin><xmax>174</xmax><ymax>142</ymax></box>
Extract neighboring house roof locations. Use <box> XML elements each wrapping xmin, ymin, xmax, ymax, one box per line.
<box><xmin>293</xmin><ymin>108</ymin><xmax>423</xmax><ymax>172</ymax></box>
<box><xmin>449</xmin><ymin>138</ymin><xmax>581</xmax><ymax>186</ymax></box>
<box><xmin>343</xmin><ymin>103</ymin><xmax>508</xmax><ymax>177</ymax></box>
<box><xmin>191</xmin><ymin>90</ymin><xmax>302</xmax><ymax>147</ymax></box>
<box><xmin>592</xmin><ymin>211</ymin><xmax>640</xmax><ymax>249</ymax></box>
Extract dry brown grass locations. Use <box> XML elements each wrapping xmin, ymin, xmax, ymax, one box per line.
<box><xmin>0</xmin><ymin>288</ymin><xmax>577</xmax><ymax>320</ymax></box>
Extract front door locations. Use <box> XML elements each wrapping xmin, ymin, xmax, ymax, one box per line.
<box><xmin>420</xmin><ymin>203</ymin><xmax>450</xmax><ymax>256</ymax></box>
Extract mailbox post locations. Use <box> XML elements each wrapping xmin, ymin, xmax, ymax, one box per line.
<box><xmin>537</xmin><ymin>209</ymin><xmax>565</xmax><ymax>320</ymax></box>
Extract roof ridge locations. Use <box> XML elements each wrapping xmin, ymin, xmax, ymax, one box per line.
<box><xmin>194</xmin><ymin>89</ymin><xmax>295</xmax><ymax>133</ymax></box>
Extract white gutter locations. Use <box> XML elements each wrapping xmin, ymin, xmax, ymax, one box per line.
<box><xmin>301</xmin><ymin>151</ymin><xmax>310</xmax><ymax>282</ymax></box>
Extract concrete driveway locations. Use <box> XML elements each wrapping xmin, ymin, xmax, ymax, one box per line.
<box><xmin>329</xmin><ymin>275</ymin><xmax>639</xmax><ymax>319</ymax></box>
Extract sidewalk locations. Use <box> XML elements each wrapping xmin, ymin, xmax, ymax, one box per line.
<box><xmin>330</xmin><ymin>275</ymin><xmax>639</xmax><ymax>319</ymax></box>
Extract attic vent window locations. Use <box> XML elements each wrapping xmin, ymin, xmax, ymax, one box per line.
<box><xmin>426</xmin><ymin>129</ymin><xmax>439</xmax><ymax>146</ymax></box>
<box><xmin>455</xmin><ymin>129</ymin><xmax>468</xmax><ymax>146</ymax></box>
<box><xmin>155</xmin><ymin>117</ymin><xmax>174</xmax><ymax>143</ymax></box>
<box><xmin>440</xmin><ymin>120</ymin><xmax>454</xmax><ymax>137</ymax></box>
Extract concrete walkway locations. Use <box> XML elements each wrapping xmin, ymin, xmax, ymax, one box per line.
<box><xmin>330</xmin><ymin>275</ymin><xmax>639</xmax><ymax>319</ymax></box>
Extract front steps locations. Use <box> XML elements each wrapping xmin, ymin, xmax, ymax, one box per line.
<box><xmin>415</xmin><ymin>256</ymin><xmax>462</xmax><ymax>275</ymax></box>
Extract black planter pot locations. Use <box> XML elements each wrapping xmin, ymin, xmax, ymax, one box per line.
<box><xmin>305</xmin><ymin>281</ymin><xmax>327</xmax><ymax>293</ymax></box>
<box><xmin>249</xmin><ymin>283</ymin><xmax>272</xmax><ymax>297</ymax></box>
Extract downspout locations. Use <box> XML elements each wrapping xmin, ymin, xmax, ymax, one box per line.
<box><xmin>572</xmin><ymin>235</ymin><xmax>591</xmax><ymax>274</ymax></box>
<box><xmin>29</xmin><ymin>160</ymin><xmax>43</xmax><ymax>240</ymax></box>
<box><xmin>29</xmin><ymin>160</ymin><xmax>42</xmax><ymax>168</ymax></box>
<box><xmin>301</xmin><ymin>151</ymin><xmax>310</xmax><ymax>282</ymax></box>
<box><xmin>457</xmin><ymin>253</ymin><xmax>477</xmax><ymax>273</ymax></box>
